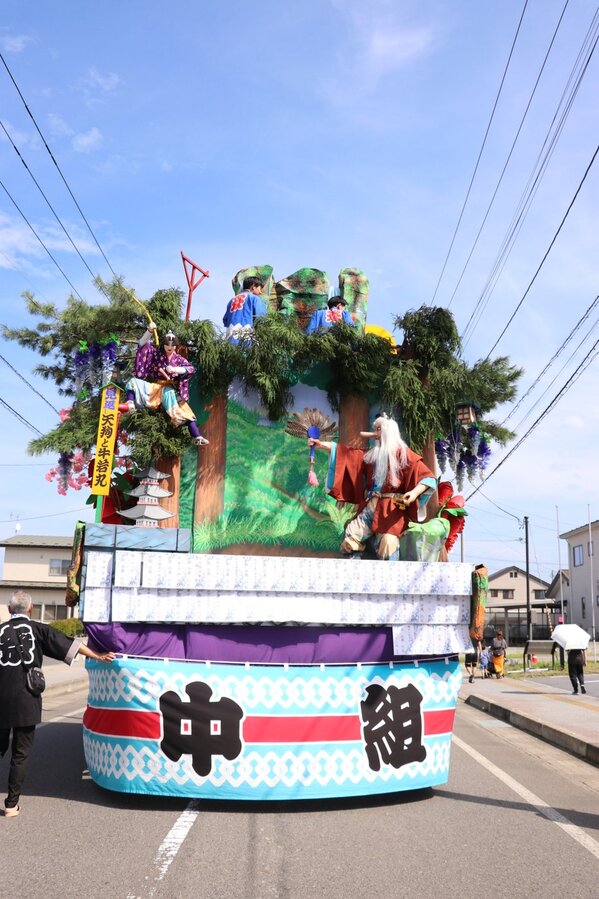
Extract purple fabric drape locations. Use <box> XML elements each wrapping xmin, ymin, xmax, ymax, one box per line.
<box><xmin>85</xmin><ymin>623</ymin><xmax>404</xmax><ymax>664</ymax></box>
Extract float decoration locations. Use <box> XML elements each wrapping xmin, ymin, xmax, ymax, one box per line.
<box><xmin>285</xmin><ymin>408</ymin><xmax>338</xmax><ymax>487</ymax></box>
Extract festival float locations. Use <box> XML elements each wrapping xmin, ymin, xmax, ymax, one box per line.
<box><xmin>7</xmin><ymin>261</ymin><xmax>518</xmax><ymax>800</ymax></box>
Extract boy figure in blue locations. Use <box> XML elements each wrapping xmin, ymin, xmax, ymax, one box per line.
<box><xmin>223</xmin><ymin>276</ymin><xmax>268</xmax><ymax>344</ymax></box>
<box><xmin>305</xmin><ymin>295</ymin><xmax>356</xmax><ymax>334</ymax></box>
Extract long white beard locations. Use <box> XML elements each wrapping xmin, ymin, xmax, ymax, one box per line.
<box><xmin>364</xmin><ymin>444</ymin><xmax>401</xmax><ymax>488</ymax></box>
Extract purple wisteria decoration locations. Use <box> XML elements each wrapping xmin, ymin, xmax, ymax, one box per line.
<box><xmin>72</xmin><ymin>336</ymin><xmax>120</xmax><ymax>399</ymax></box>
<box><xmin>435</xmin><ymin>422</ymin><xmax>491</xmax><ymax>486</ymax></box>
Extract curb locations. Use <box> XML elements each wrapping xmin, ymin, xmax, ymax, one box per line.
<box><xmin>462</xmin><ymin>694</ymin><xmax>599</xmax><ymax>768</ymax></box>
<box><xmin>43</xmin><ymin>677</ymin><xmax>89</xmax><ymax>701</ymax></box>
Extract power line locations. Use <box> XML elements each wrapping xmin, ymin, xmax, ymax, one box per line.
<box><xmin>467</xmin><ymin>333</ymin><xmax>599</xmax><ymax>499</ymax></box>
<box><xmin>462</xmin><ymin>11</ymin><xmax>599</xmax><ymax>345</ymax></box>
<box><xmin>446</xmin><ymin>0</ymin><xmax>571</xmax><ymax>310</ymax></box>
<box><xmin>502</xmin><ymin>294</ymin><xmax>599</xmax><ymax>424</ymax></box>
<box><xmin>0</xmin><ymin>351</ymin><xmax>60</xmax><ymax>414</ymax></box>
<box><xmin>429</xmin><ymin>0</ymin><xmax>529</xmax><ymax>304</ymax></box>
<box><xmin>0</xmin><ymin>175</ymin><xmax>85</xmax><ymax>301</ymax></box>
<box><xmin>0</xmin><ymin>51</ymin><xmax>119</xmax><ymax>280</ymax></box>
<box><xmin>0</xmin><ymin>118</ymin><xmax>101</xmax><ymax>285</ymax></box>
<box><xmin>0</xmin><ymin>395</ymin><xmax>44</xmax><ymax>436</ymax></box>
<box><xmin>0</xmin><ymin>507</ymin><xmax>89</xmax><ymax>523</ymax></box>
<box><xmin>485</xmin><ymin>141</ymin><xmax>599</xmax><ymax>357</ymax></box>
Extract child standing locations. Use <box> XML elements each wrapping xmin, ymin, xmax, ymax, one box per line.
<box><xmin>479</xmin><ymin>643</ymin><xmax>490</xmax><ymax>679</ymax></box>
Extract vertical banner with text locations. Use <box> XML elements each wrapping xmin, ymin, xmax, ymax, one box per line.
<box><xmin>91</xmin><ymin>385</ymin><xmax>120</xmax><ymax>496</ymax></box>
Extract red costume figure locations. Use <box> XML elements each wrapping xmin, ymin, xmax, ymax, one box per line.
<box><xmin>310</xmin><ymin>415</ymin><xmax>436</xmax><ymax>560</ymax></box>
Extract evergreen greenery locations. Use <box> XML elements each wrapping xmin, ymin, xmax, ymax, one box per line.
<box><xmin>2</xmin><ymin>281</ymin><xmax>522</xmax><ymax>469</ymax></box>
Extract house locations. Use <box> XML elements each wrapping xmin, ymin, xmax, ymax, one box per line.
<box><xmin>0</xmin><ymin>534</ymin><xmax>75</xmax><ymax>623</ymax></box>
<box><xmin>485</xmin><ymin>565</ymin><xmax>553</xmax><ymax>642</ymax></box>
<box><xmin>559</xmin><ymin>519</ymin><xmax>598</xmax><ymax>637</ymax></box>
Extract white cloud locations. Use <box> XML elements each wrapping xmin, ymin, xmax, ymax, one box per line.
<box><xmin>323</xmin><ymin>0</ymin><xmax>435</xmax><ymax>105</ymax></box>
<box><xmin>0</xmin><ymin>34</ymin><xmax>32</xmax><ymax>53</ymax></box>
<box><xmin>85</xmin><ymin>66</ymin><xmax>121</xmax><ymax>92</ymax></box>
<box><xmin>72</xmin><ymin>127</ymin><xmax>103</xmax><ymax>153</ymax></box>
<box><xmin>47</xmin><ymin>113</ymin><xmax>74</xmax><ymax>138</ymax></box>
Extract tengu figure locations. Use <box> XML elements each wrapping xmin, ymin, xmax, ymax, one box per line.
<box><xmin>360</xmin><ymin>682</ymin><xmax>427</xmax><ymax>772</ymax></box>
<box><xmin>159</xmin><ymin>681</ymin><xmax>244</xmax><ymax>777</ymax></box>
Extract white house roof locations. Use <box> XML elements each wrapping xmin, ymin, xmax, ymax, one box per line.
<box><xmin>559</xmin><ymin>519</ymin><xmax>599</xmax><ymax>540</ymax></box>
<box><xmin>0</xmin><ymin>535</ymin><xmax>73</xmax><ymax>549</ymax></box>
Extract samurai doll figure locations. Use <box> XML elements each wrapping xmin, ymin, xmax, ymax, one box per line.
<box><xmin>119</xmin><ymin>322</ymin><xmax>209</xmax><ymax>447</ymax></box>
<box><xmin>309</xmin><ymin>415</ymin><xmax>436</xmax><ymax>560</ymax></box>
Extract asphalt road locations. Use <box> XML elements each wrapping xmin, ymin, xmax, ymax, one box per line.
<box><xmin>1</xmin><ymin>687</ymin><xmax>598</xmax><ymax>899</ymax></box>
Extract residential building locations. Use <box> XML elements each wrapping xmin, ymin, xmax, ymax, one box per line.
<box><xmin>559</xmin><ymin>519</ymin><xmax>598</xmax><ymax>638</ymax></box>
<box><xmin>0</xmin><ymin>534</ymin><xmax>75</xmax><ymax>623</ymax></box>
<box><xmin>485</xmin><ymin>565</ymin><xmax>552</xmax><ymax>642</ymax></box>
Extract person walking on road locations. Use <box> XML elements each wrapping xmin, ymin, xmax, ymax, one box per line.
<box><xmin>490</xmin><ymin>628</ymin><xmax>508</xmax><ymax>678</ymax></box>
<box><xmin>0</xmin><ymin>591</ymin><xmax>114</xmax><ymax>818</ymax></box>
<box><xmin>567</xmin><ymin>647</ymin><xmax>587</xmax><ymax>694</ymax></box>
<box><xmin>464</xmin><ymin>639</ymin><xmax>480</xmax><ymax>683</ymax></box>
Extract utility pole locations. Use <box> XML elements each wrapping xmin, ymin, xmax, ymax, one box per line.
<box><xmin>556</xmin><ymin>506</ymin><xmax>564</xmax><ymax>623</ymax></box>
<box><xmin>525</xmin><ymin>515</ymin><xmax>531</xmax><ymax>640</ymax></box>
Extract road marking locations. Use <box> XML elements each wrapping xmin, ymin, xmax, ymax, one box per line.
<box><xmin>145</xmin><ymin>800</ymin><xmax>202</xmax><ymax>896</ymax></box>
<box><xmin>454</xmin><ymin>735</ymin><xmax>599</xmax><ymax>860</ymax></box>
<box><xmin>39</xmin><ymin>706</ymin><xmax>87</xmax><ymax>728</ymax></box>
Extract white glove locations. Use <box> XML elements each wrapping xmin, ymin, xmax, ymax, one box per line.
<box><xmin>167</xmin><ymin>365</ymin><xmax>188</xmax><ymax>375</ymax></box>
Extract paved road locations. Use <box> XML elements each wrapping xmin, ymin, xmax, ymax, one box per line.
<box><xmin>2</xmin><ymin>687</ymin><xmax>598</xmax><ymax>899</ymax></box>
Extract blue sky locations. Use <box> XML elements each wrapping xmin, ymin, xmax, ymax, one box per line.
<box><xmin>0</xmin><ymin>0</ymin><xmax>598</xmax><ymax>582</ymax></box>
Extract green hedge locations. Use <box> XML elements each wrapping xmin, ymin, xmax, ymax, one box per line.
<box><xmin>50</xmin><ymin>618</ymin><xmax>86</xmax><ymax>637</ymax></box>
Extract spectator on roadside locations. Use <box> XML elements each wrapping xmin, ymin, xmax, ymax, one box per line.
<box><xmin>0</xmin><ymin>591</ymin><xmax>114</xmax><ymax>818</ymax></box>
<box><xmin>464</xmin><ymin>639</ymin><xmax>480</xmax><ymax>684</ymax></box>
<box><xmin>490</xmin><ymin>628</ymin><xmax>508</xmax><ymax>678</ymax></box>
<box><xmin>567</xmin><ymin>647</ymin><xmax>587</xmax><ymax>695</ymax></box>
<box><xmin>479</xmin><ymin>643</ymin><xmax>490</xmax><ymax>679</ymax></box>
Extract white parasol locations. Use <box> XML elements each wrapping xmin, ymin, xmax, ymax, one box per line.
<box><xmin>550</xmin><ymin>624</ymin><xmax>591</xmax><ymax>651</ymax></box>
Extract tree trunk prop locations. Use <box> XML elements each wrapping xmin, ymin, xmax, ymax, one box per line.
<box><xmin>194</xmin><ymin>391</ymin><xmax>228</xmax><ymax>525</ymax></box>
<box><xmin>338</xmin><ymin>393</ymin><xmax>370</xmax><ymax>449</ymax></box>
<box><xmin>155</xmin><ymin>455</ymin><xmax>180</xmax><ymax>529</ymax></box>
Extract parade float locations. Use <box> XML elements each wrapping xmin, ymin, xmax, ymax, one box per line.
<box><xmin>5</xmin><ymin>263</ymin><xmax>519</xmax><ymax>800</ymax></box>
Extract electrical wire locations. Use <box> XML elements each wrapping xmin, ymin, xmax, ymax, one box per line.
<box><xmin>462</xmin><ymin>12</ymin><xmax>599</xmax><ymax>345</ymax></box>
<box><xmin>0</xmin><ymin>508</ymin><xmax>89</xmax><ymax>523</ymax></box>
<box><xmin>0</xmin><ymin>395</ymin><xmax>44</xmax><ymax>436</ymax></box>
<box><xmin>0</xmin><ymin>351</ymin><xmax>60</xmax><ymax>414</ymax></box>
<box><xmin>502</xmin><ymin>295</ymin><xmax>599</xmax><ymax>424</ymax></box>
<box><xmin>447</xmin><ymin>0</ymin><xmax>571</xmax><ymax>310</ymax></box>
<box><xmin>429</xmin><ymin>0</ymin><xmax>529</xmax><ymax>304</ymax></box>
<box><xmin>0</xmin><ymin>118</ymin><xmax>102</xmax><ymax>285</ymax></box>
<box><xmin>0</xmin><ymin>51</ymin><xmax>119</xmax><ymax>280</ymax></box>
<box><xmin>0</xmin><ymin>176</ymin><xmax>85</xmax><ymax>301</ymax></box>
<box><xmin>467</xmin><ymin>333</ymin><xmax>599</xmax><ymax>499</ymax></box>
<box><xmin>485</xmin><ymin>141</ymin><xmax>599</xmax><ymax>357</ymax></box>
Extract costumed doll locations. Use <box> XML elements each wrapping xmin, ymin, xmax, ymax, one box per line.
<box><xmin>119</xmin><ymin>322</ymin><xmax>208</xmax><ymax>446</ymax></box>
<box><xmin>309</xmin><ymin>415</ymin><xmax>436</xmax><ymax>560</ymax></box>
<box><xmin>223</xmin><ymin>276</ymin><xmax>268</xmax><ymax>344</ymax></box>
<box><xmin>305</xmin><ymin>295</ymin><xmax>356</xmax><ymax>334</ymax></box>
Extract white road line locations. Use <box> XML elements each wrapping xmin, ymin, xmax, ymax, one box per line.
<box><xmin>146</xmin><ymin>801</ymin><xmax>202</xmax><ymax>896</ymax></box>
<box><xmin>39</xmin><ymin>706</ymin><xmax>87</xmax><ymax>728</ymax></box>
<box><xmin>453</xmin><ymin>735</ymin><xmax>599</xmax><ymax>860</ymax></box>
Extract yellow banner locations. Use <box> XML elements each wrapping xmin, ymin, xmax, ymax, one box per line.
<box><xmin>91</xmin><ymin>385</ymin><xmax>121</xmax><ymax>496</ymax></box>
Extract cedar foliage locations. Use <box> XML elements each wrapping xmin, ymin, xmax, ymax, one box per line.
<box><xmin>2</xmin><ymin>283</ymin><xmax>522</xmax><ymax>466</ymax></box>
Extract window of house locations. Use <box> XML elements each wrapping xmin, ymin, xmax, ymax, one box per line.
<box><xmin>490</xmin><ymin>589</ymin><xmax>498</xmax><ymax>597</ymax></box>
<box><xmin>572</xmin><ymin>545</ymin><xmax>583</xmax><ymax>567</ymax></box>
<box><xmin>502</xmin><ymin>589</ymin><xmax>513</xmax><ymax>599</ymax></box>
<box><xmin>533</xmin><ymin>589</ymin><xmax>546</xmax><ymax>599</ymax></box>
<box><xmin>49</xmin><ymin>558</ymin><xmax>71</xmax><ymax>576</ymax></box>
<box><xmin>581</xmin><ymin>597</ymin><xmax>586</xmax><ymax>619</ymax></box>
<box><xmin>509</xmin><ymin>570</ymin><xmax>518</xmax><ymax>578</ymax></box>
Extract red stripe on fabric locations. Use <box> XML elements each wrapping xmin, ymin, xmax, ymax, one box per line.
<box><xmin>242</xmin><ymin>715</ymin><xmax>361</xmax><ymax>743</ymax></box>
<box><xmin>83</xmin><ymin>706</ymin><xmax>161</xmax><ymax>739</ymax></box>
<box><xmin>82</xmin><ymin>706</ymin><xmax>455</xmax><ymax>742</ymax></box>
<box><xmin>423</xmin><ymin>708</ymin><xmax>455</xmax><ymax>735</ymax></box>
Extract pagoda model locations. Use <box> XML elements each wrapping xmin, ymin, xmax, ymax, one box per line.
<box><xmin>119</xmin><ymin>465</ymin><xmax>173</xmax><ymax>528</ymax></box>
